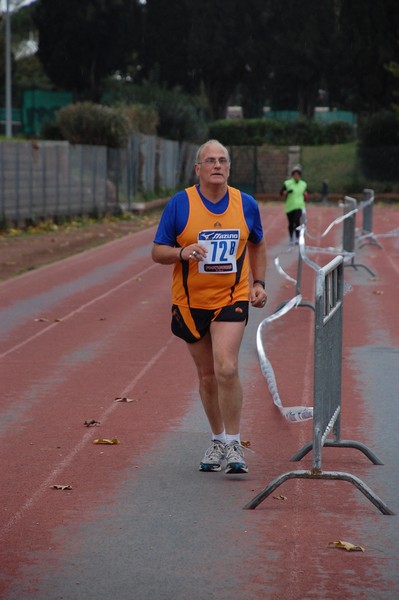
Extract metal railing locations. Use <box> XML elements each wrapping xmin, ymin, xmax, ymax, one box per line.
<box><xmin>275</xmin><ymin>195</ymin><xmax>377</xmax><ymax>314</ymax></box>
<box><xmin>342</xmin><ymin>196</ymin><xmax>375</xmax><ymax>276</ymax></box>
<box><xmin>246</xmin><ymin>227</ymin><xmax>394</xmax><ymax>515</ymax></box>
<box><xmin>358</xmin><ymin>188</ymin><xmax>382</xmax><ymax>249</ymax></box>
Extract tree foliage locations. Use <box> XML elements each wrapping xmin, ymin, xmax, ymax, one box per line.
<box><xmin>266</xmin><ymin>1</ymin><xmax>336</xmax><ymax>118</ymax></box>
<box><xmin>185</xmin><ymin>0</ymin><xmax>268</xmax><ymax>120</ymax></box>
<box><xmin>137</xmin><ymin>0</ymin><xmax>399</xmax><ymax>119</ymax></box>
<box><xmin>11</xmin><ymin>0</ymin><xmax>399</xmax><ymax>127</ymax></box>
<box><xmin>333</xmin><ymin>0</ymin><xmax>399</xmax><ymax>113</ymax></box>
<box><xmin>33</xmin><ymin>0</ymin><xmax>141</xmax><ymax>101</ymax></box>
<box><xmin>139</xmin><ymin>0</ymin><xmax>192</xmax><ymax>90</ymax></box>
<box><xmin>104</xmin><ymin>78</ymin><xmax>206</xmax><ymax>142</ymax></box>
<box><xmin>358</xmin><ymin>110</ymin><xmax>399</xmax><ymax>180</ymax></box>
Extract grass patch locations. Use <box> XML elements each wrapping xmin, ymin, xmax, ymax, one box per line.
<box><xmin>302</xmin><ymin>142</ymin><xmax>399</xmax><ymax>196</ymax></box>
<box><xmin>302</xmin><ymin>143</ymin><xmax>360</xmax><ymax>194</ymax></box>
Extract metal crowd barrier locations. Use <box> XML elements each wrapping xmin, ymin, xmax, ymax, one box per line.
<box><xmin>274</xmin><ymin>248</ymin><xmax>315</xmax><ymax>312</ymax></box>
<box><xmin>275</xmin><ymin>195</ymin><xmax>375</xmax><ymax>313</ymax></box>
<box><xmin>246</xmin><ymin>229</ymin><xmax>394</xmax><ymax>515</ymax></box>
<box><xmin>342</xmin><ymin>196</ymin><xmax>375</xmax><ymax>276</ymax></box>
<box><xmin>358</xmin><ymin>188</ymin><xmax>382</xmax><ymax>249</ymax></box>
<box><xmin>345</xmin><ymin>188</ymin><xmax>397</xmax><ymax>250</ymax></box>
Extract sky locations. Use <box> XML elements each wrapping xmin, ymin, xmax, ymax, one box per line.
<box><xmin>1</xmin><ymin>0</ymin><xmax>147</xmax><ymax>11</ymax></box>
<box><xmin>1</xmin><ymin>0</ymin><xmax>36</xmax><ymax>11</ymax></box>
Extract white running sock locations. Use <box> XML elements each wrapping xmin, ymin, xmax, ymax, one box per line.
<box><xmin>225</xmin><ymin>433</ymin><xmax>240</xmax><ymax>445</ymax></box>
<box><xmin>212</xmin><ymin>431</ymin><xmax>226</xmax><ymax>444</ymax></box>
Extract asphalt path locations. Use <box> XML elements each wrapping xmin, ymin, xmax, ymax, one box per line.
<box><xmin>0</xmin><ymin>203</ymin><xmax>398</xmax><ymax>599</ymax></box>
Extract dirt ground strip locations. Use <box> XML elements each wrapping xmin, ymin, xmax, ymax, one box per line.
<box><xmin>0</xmin><ymin>211</ymin><xmax>162</xmax><ymax>281</ymax></box>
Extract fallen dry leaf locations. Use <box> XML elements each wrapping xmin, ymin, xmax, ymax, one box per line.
<box><xmin>51</xmin><ymin>485</ymin><xmax>72</xmax><ymax>491</ymax></box>
<box><xmin>34</xmin><ymin>317</ymin><xmax>49</xmax><ymax>322</ymax></box>
<box><xmin>114</xmin><ymin>397</ymin><xmax>135</xmax><ymax>403</ymax></box>
<box><xmin>54</xmin><ymin>318</ymin><xmax>63</xmax><ymax>322</ymax></box>
<box><xmin>272</xmin><ymin>495</ymin><xmax>288</xmax><ymax>501</ymax></box>
<box><xmin>93</xmin><ymin>438</ymin><xmax>120</xmax><ymax>445</ymax></box>
<box><xmin>84</xmin><ymin>419</ymin><xmax>100</xmax><ymax>427</ymax></box>
<box><xmin>328</xmin><ymin>540</ymin><xmax>365</xmax><ymax>552</ymax></box>
<box><xmin>372</xmin><ymin>290</ymin><xmax>384</xmax><ymax>295</ymax></box>
<box><xmin>241</xmin><ymin>440</ymin><xmax>251</xmax><ymax>448</ymax></box>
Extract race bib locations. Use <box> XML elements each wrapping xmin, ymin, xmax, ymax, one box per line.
<box><xmin>197</xmin><ymin>229</ymin><xmax>239</xmax><ymax>273</ymax></box>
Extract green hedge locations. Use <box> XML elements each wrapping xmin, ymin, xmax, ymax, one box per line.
<box><xmin>45</xmin><ymin>102</ymin><xmax>159</xmax><ymax>147</ymax></box>
<box><xmin>55</xmin><ymin>103</ymin><xmax>130</xmax><ymax>147</ymax></box>
<box><xmin>208</xmin><ymin>118</ymin><xmax>355</xmax><ymax>146</ymax></box>
<box><xmin>118</xmin><ymin>104</ymin><xmax>159</xmax><ymax>135</ymax></box>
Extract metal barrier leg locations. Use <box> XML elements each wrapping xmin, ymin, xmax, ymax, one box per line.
<box><xmin>290</xmin><ymin>439</ymin><xmax>384</xmax><ymax>465</ymax></box>
<box><xmin>290</xmin><ymin>442</ymin><xmax>313</xmax><ymax>461</ymax></box>
<box><xmin>344</xmin><ymin>257</ymin><xmax>375</xmax><ymax>277</ymax></box>
<box><xmin>245</xmin><ymin>470</ymin><xmax>302</xmax><ymax>509</ymax></box>
<box><xmin>324</xmin><ymin>440</ymin><xmax>384</xmax><ymax>464</ymax></box>
<box><xmin>244</xmin><ymin>470</ymin><xmax>394</xmax><ymax>515</ymax></box>
<box><xmin>359</xmin><ymin>235</ymin><xmax>382</xmax><ymax>250</ymax></box>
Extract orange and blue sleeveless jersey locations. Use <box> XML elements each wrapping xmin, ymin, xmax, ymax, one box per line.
<box><xmin>154</xmin><ymin>185</ymin><xmax>264</xmax><ymax>310</ymax></box>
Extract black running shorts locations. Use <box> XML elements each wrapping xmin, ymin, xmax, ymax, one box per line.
<box><xmin>171</xmin><ymin>301</ymin><xmax>249</xmax><ymax>344</ymax></box>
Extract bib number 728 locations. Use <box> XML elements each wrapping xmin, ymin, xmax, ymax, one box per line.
<box><xmin>210</xmin><ymin>240</ymin><xmax>236</xmax><ymax>262</ymax></box>
<box><xmin>197</xmin><ymin>229</ymin><xmax>240</xmax><ymax>274</ymax></box>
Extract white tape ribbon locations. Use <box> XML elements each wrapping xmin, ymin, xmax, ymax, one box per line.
<box><xmin>305</xmin><ymin>207</ymin><xmax>358</xmax><ymax>241</ymax></box>
<box><xmin>257</xmin><ymin>295</ymin><xmax>314</xmax><ymax>422</ymax></box>
<box><xmin>274</xmin><ymin>255</ymin><xmax>297</xmax><ymax>285</ymax></box>
<box><xmin>357</xmin><ymin>227</ymin><xmax>399</xmax><ymax>241</ymax></box>
<box><xmin>305</xmin><ymin>245</ymin><xmax>355</xmax><ymax>264</ymax></box>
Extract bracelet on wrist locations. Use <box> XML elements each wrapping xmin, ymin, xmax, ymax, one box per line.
<box><xmin>253</xmin><ymin>279</ymin><xmax>266</xmax><ymax>289</ymax></box>
<box><xmin>179</xmin><ymin>247</ymin><xmax>186</xmax><ymax>262</ymax></box>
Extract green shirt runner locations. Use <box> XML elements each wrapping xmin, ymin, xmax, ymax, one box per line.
<box><xmin>283</xmin><ymin>177</ymin><xmax>307</xmax><ymax>213</ymax></box>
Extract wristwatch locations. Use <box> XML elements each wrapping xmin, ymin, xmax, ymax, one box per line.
<box><xmin>253</xmin><ymin>280</ymin><xmax>266</xmax><ymax>289</ymax></box>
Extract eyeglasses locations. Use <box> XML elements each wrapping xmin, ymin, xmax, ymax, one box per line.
<box><xmin>197</xmin><ymin>157</ymin><xmax>229</xmax><ymax>165</ymax></box>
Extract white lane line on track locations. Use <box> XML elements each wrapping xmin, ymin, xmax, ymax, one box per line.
<box><xmin>0</xmin><ymin>336</ymin><xmax>175</xmax><ymax>541</ymax></box>
<box><xmin>382</xmin><ymin>243</ymin><xmax>399</xmax><ymax>276</ymax></box>
<box><xmin>0</xmin><ymin>262</ymin><xmax>158</xmax><ymax>360</ymax></box>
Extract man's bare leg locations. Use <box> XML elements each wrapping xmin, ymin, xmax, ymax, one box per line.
<box><xmin>186</xmin><ymin>332</ymin><xmax>224</xmax><ymax>435</ymax></box>
<box><xmin>209</xmin><ymin>320</ymin><xmax>245</xmax><ymax>435</ymax></box>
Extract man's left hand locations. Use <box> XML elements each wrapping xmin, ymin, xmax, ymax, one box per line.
<box><xmin>251</xmin><ymin>285</ymin><xmax>267</xmax><ymax>308</ymax></box>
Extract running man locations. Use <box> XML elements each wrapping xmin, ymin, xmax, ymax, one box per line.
<box><xmin>152</xmin><ymin>139</ymin><xmax>267</xmax><ymax>474</ymax></box>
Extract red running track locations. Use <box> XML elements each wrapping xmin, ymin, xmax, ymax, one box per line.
<box><xmin>0</xmin><ymin>203</ymin><xmax>398</xmax><ymax>599</ymax></box>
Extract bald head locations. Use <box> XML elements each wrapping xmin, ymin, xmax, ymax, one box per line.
<box><xmin>195</xmin><ymin>139</ymin><xmax>230</xmax><ymax>165</ymax></box>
